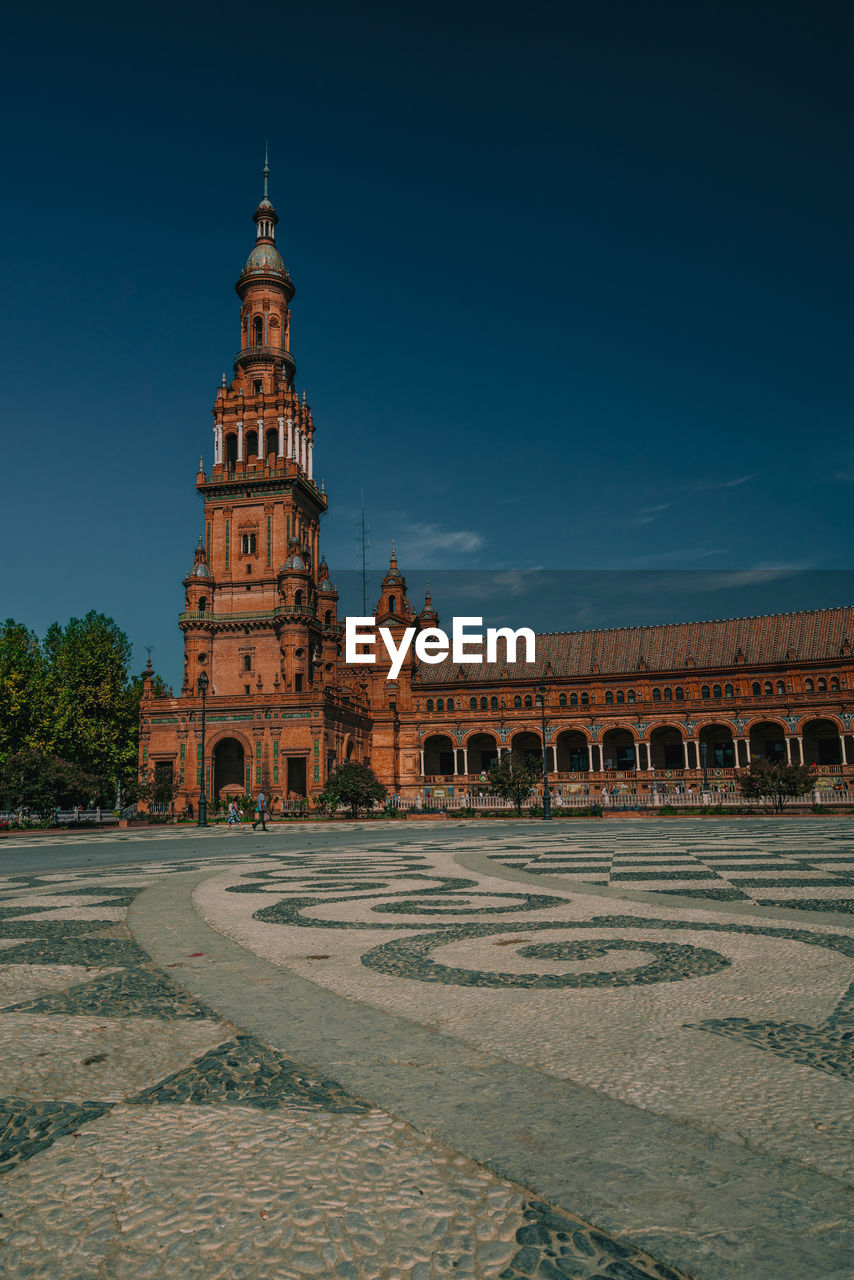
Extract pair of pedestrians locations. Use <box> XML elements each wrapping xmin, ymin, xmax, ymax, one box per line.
<box><xmin>225</xmin><ymin>791</ymin><xmax>269</xmax><ymax>831</ymax></box>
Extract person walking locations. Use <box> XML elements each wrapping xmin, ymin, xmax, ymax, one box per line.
<box><xmin>252</xmin><ymin>789</ymin><xmax>268</xmax><ymax>831</ymax></box>
<box><xmin>227</xmin><ymin>799</ymin><xmax>241</xmax><ymax>831</ymax></box>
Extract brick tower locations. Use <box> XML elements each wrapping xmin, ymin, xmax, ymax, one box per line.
<box><xmin>139</xmin><ymin>161</ymin><xmax>370</xmax><ymax>809</ymax></box>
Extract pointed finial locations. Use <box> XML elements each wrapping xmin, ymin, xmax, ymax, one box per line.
<box><xmin>199</xmin><ymin>455</ymin><xmax>204</xmax><ymax>472</ymax></box>
<box><xmin>302</xmin><ymin>388</ymin><xmax>307</xmax><ymax>404</ymax></box>
<box><xmin>263</xmin><ymin>142</ymin><xmax>270</xmax><ymax>200</ymax></box>
<box><xmin>221</xmin><ymin>371</ymin><xmax>227</xmax><ymax>388</ymax></box>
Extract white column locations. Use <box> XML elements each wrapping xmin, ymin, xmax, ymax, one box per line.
<box><xmin>462</xmin><ymin>748</ymin><xmax>468</xmax><ymax>775</ymax></box>
<box><xmin>419</xmin><ymin>749</ymin><xmax>425</xmax><ymax>776</ymax></box>
<box><xmin>213</xmin><ymin>425</ymin><xmax>219</xmax><ymax>464</ymax></box>
<box><xmin>257</xmin><ymin>420</ymin><xmax>264</xmax><ymax>460</ymax></box>
<box><xmin>693</xmin><ymin>740</ymin><xmax>702</xmax><ymax>770</ymax></box>
<box><xmin>308</xmin><ymin>438</ymin><xmax>314</xmax><ymax>479</ymax></box>
<box><xmin>645</xmin><ymin>744</ymin><xmax>654</xmax><ymax>771</ymax></box>
<box><xmin>795</xmin><ymin>735</ymin><xmax>803</xmax><ymax>765</ymax></box>
<box><xmin>785</xmin><ymin>736</ymin><xmax>793</xmax><ymax>763</ymax></box>
<box><xmin>294</xmin><ymin>425</ymin><xmax>301</xmax><ymax>465</ymax></box>
<box><xmin>301</xmin><ymin>433</ymin><xmax>307</xmax><ymax>472</ymax></box>
<box><xmin>589</xmin><ymin>743</ymin><xmax>597</xmax><ymax>771</ymax></box>
<box><xmin>237</xmin><ymin>421</ymin><xmax>244</xmax><ymax>462</ymax></box>
<box><xmin>277</xmin><ymin>416</ymin><xmax>285</xmax><ymax>457</ymax></box>
<box><xmin>682</xmin><ymin>740</ymin><xmax>689</xmax><ymax>769</ymax></box>
<box><xmin>287</xmin><ymin>418</ymin><xmax>294</xmax><ymax>459</ymax></box>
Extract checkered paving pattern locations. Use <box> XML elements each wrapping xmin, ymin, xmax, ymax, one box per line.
<box><xmin>482</xmin><ymin>823</ymin><xmax>854</xmax><ymax>913</ymax></box>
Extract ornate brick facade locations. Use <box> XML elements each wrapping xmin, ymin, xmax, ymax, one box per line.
<box><xmin>140</xmin><ymin>173</ymin><xmax>854</xmax><ymax>807</ymax></box>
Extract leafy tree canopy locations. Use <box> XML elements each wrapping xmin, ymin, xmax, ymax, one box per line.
<box><xmin>488</xmin><ymin>750</ymin><xmax>542</xmax><ymax>814</ymax></box>
<box><xmin>317</xmin><ymin>761</ymin><xmax>387</xmax><ymax>818</ymax></box>
<box><xmin>737</xmin><ymin>760</ymin><xmax>816</xmax><ymax>812</ymax></box>
<box><xmin>0</xmin><ymin>612</ymin><xmax>163</xmax><ymax>807</ymax></box>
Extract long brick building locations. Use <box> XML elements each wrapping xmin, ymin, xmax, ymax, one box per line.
<box><xmin>139</xmin><ymin>173</ymin><xmax>854</xmax><ymax>806</ymax></box>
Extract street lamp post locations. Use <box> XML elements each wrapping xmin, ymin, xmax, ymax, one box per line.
<box><xmin>537</xmin><ymin>684</ymin><xmax>552</xmax><ymax>820</ymax></box>
<box><xmin>700</xmin><ymin>739</ymin><xmax>709</xmax><ymax>794</ymax></box>
<box><xmin>197</xmin><ymin>671</ymin><xmax>209</xmax><ymax>827</ymax></box>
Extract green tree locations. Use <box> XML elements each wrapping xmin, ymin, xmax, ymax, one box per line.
<box><xmin>488</xmin><ymin>750</ymin><xmax>542</xmax><ymax>814</ymax></box>
<box><xmin>0</xmin><ymin>750</ymin><xmax>100</xmax><ymax>819</ymax></box>
<box><xmin>317</xmin><ymin>761</ymin><xmax>387</xmax><ymax>818</ymax></box>
<box><xmin>737</xmin><ymin>760</ymin><xmax>816</xmax><ymax>813</ymax></box>
<box><xmin>43</xmin><ymin>612</ymin><xmax>139</xmax><ymax>802</ymax></box>
<box><xmin>0</xmin><ymin>620</ymin><xmax>49</xmax><ymax>758</ymax></box>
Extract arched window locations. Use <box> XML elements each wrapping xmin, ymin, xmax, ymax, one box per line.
<box><xmin>581</xmin><ymin>692</ymin><xmax>589</xmax><ymax>706</ymax></box>
<box><xmin>447</xmin><ymin>698</ymin><xmax>455</xmax><ymax>711</ymax></box>
<box><xmin>245</xmin><ymin>430</ymin><xmax>258</xmax><ymax>460</ymax></box>
<box><xmin>524</xmin><ymin>695</ymin><xmax>532</xmax><ymax>708</ymax></box>
<box><xmin>817</xmin><ymin>677</ymin><xmax>827</xmax><ymax>692</ymax></box>
<box><xmin>480</xmin><ymin>696</ymin><xmax>487</xmax><ymax>710</ymax></box>
<box><xmin>426</xmin><ymin>699</ymin><xmax>433</xmax><ymax>712</ymax></box>
<box><xmin>616</xmin><ymin>690</ymin><xmax>624</xmax><ymax>704</ymax></box>
<box><xmin>559</xmin><ymin>693</ymin><xmax>567</xmax><ymax>707</ymax></box>
<box><xmin>491</xmin><ymin>696</ymin><xmax>498</xmax><ymax>709</ymax></box>
<box><xmin>675</xmin><ymin>687</ymin><xmax>684</xmax><ymax>701</ymax></box>
<box><xmin>324</xmin><ymin>609</ymin><xmax>332</xmax><ymax>627</ymax></box>
<box><xmin>627</xmin><ymin>689</ymin><xmax>635</xmax><ymax>703</ymax></box>
<box><xmin>776</xmin><ymin>680</ymin><xmax>785</xmax><ymax>695</ymax></box>
<box><xmin>198</xmin><ymin>597</ymin><xmax>207</xmax><ymax>613</ymax></box>
<box><xmin>389</xmin><ymin>595</ymin><xmax>396</xmax><ymax>614</ymax></box>
<box><xmin>804</xmin><ymin>678</ymin><xmax>813</xmax><ymax>692</ymax></box>
<box><xmin>252</xmin><ymin>315</ymin><xmax>263</xmax><ymax>346</ymax></box>
<box><xmin>831</xmin><ymin>677</ymin><xmax>840</xmax><ymax>691</ymax></box>
<box><xmin>294</xmin><ymin>590</ymin><xmax>303</xmax><ymax>610</ymax></box>
<box><xmin>664</xmin><ymin>687</ymin><xmax>672</xmax><ymax>701</ymax></box>
<box><xmin>225</xmin><ymin>434</ymin><xmax>238</xmax><ymax>470</ymax></box>
<box><xmin>265</xmin><ymin>428</ymin><xmax>278</xmax><ymax>459</ymax></box>
<box><xmin>725</xmin><ymin>683</ymin><xmax>733</xmax><ymax>698</ymax></box>
<box><xmin>514</xmin><ymin>695</ymin><xmax>522</xmax><ymax>709</ymax></box>
<box><xmin>764</xmin><ymin>681</ymin><xmax>772</xmax><ymax>695</ymax></box>
<box><xmin>469</xmin><ymin>697</ymin><xmax>477</xmax><ymax>710</ymax></box>
<box><xmin>570</xmin><ymin>692</ymin><xmax>578</xmax><ymax>707</ymax></box>
<box><xmin>436</xmin><ymin>698</ymin><xmax>444</xmax><ymax>711</ymax></box>
<box><xmin>605</xmin><ymin>690</ymin><xmax>613</xmax><ymax>705</ymax></box>
<box><xmin>701</xmin><ymin>685</ymin><xmax>710</xmax><ymax>699</ymax></box>
<box><xmin>243</xmin><ymin>654</ymin><xmax>251</xmax><ymax>672</ymax></box>
<box><xmin>752</xmin><ymin>681</ymin><xmax>761</xmax><ymax>695</ymax></box>
<box><xmin>652</xmin><ymin>688</ymin><xmax>661</xmax><ymax>702</ymax></box>
<box><xmin>713</xmin><ymin>684</ymin><xmax>722</xmax><ymax>698</ymax></box>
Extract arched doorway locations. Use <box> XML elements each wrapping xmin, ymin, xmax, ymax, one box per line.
<box><xmin>555</xmin><ymin>730</ymin><xmax>589</xmax><ymax>771</ymax></box>
<box><xmin>698</xmin><ymin>723</ymin><xmax>735</xmax><ymax>769</ymax></box>
<box><xmin>423</xmin><ymin>734</ymin><xmax>455</xmax><ymax>776</ymax></box>
<box><xmin>649</xmin><ymin>726</ymin><xmax>686</xmax><ymax>770</ymax></box>
<box><xmin>467</xmin><ymin>733</ymin><xmax>498</xmax><ymax>774</ymax></box>
<box><xmin>801</xmin><ymin>718</ymin><xmax>842</xmax><ymax>767</ymax></box>
<box><xmin>601</xmin><ymin>728</ymin><xmax>636</xmax><ymax>771</ymax></box>
<box><xmin>213</xmin><ymin>738</ymin><xmax>245</xmax><ymax>796</ymax></box>
<box><xmin>510</xmin><ymin>731</ymin><xmax>541</xmax><ymax>764</ymax></box>
<box><xmin>748</xmin><ymin>721</ymin><xmax>786</xmax><ymax>764</ymax></box>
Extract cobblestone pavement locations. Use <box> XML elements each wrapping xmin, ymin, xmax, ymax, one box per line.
<box><xmin>483</xmin><ymin>822</ymin><xmax>854</xmax><ymax>913</ymax></box>
<box><xmin>1</xmin><ymin>820</ymin><xmax>852</xmax><ymax>1278</ymax></box>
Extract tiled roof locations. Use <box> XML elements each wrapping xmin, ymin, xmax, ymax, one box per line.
<box><xmin>415</xmin><ymin>606</ymin><xmax>854</xmax><ymax>684</ymax></box>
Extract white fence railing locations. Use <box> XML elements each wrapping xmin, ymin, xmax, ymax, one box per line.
<box><xmin>0</xmin><ymin>808</ymin><xmax>121</xmax><ymax>826</ymax></box>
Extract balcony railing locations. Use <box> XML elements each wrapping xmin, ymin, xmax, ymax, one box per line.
<box><xmin>233</xmin><ymin>344</ymin><xmax>296</xmax><ymax>372</ymax></box>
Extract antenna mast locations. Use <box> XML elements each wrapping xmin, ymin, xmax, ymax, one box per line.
<box><xmin>356</xmin><ymin>491</ymin><xmax>370</xmax><ymax>614</ymax></box>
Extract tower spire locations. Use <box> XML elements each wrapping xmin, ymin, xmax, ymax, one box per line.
<box><xmin>263</xmin><ymin>143</ymin><xmax>270</xmax><ymax>201</ymax></box>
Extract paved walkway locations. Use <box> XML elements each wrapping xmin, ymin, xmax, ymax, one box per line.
<box><xmin>0</xmin><ymin>819</ymin><xmax>852</xmax><ymax>1278</ymax></box>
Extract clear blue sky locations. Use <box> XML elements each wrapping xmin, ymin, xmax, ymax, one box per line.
<box><xmin>1</xmin><ymin>1</ymin><xmax>852</xmax><ymax>688</ymax></box>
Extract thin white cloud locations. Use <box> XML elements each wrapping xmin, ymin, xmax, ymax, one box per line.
<box><xmin>398</xmin><ymin>523</ymin><xmax>485</xmax><ymax>561</ymax></box>
<box><xmin>623</xmin><ymin>546</ymin><xmax>730</xmax><ymax>567</ymax></box>
<box><xmin>685</xmin><ymin>474</ymin><xmax>755</xmax><ymax>493</ymax></box>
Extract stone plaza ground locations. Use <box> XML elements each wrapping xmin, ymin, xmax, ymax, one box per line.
<box><xmin>0</xmin><ymin>818</ymin><xmax>852</xmax><ymax>1279</ymax></box>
